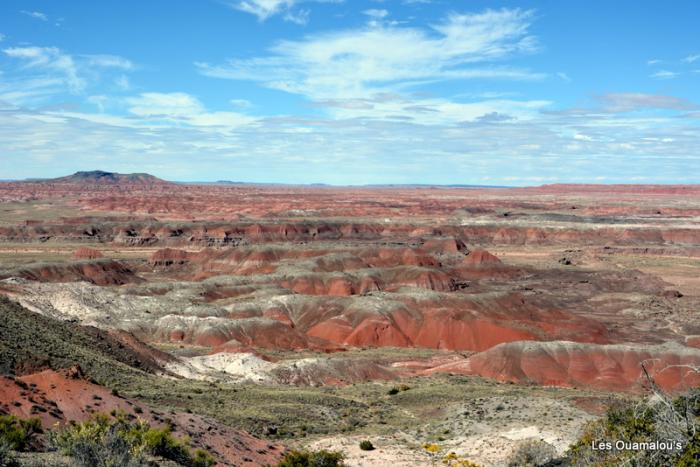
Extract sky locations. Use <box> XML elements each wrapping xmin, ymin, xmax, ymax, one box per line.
<box><xmin>0</xmin><ymin>0</ymin><xmax>699</xmax><ymax>185</ymax></box>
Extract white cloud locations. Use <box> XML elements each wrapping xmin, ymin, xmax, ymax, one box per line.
<box><xmin>114</xmin><ymin>74</ymin><xmax>130</xmax><ymax>90</ymax></box>
<box><xmin>20</xmin><ymin>10</ymin><xmax>48</xmax><ymax>21</ymax></box>
<box><xmin>284</xmin><ymin>9</ymin><xmax>310</xmax><ymax>25</ymax></box>
<box><xmin>647</xmin><ymin>59</ymin><xmax>661</xmax><ymax>65</ymax></box>
<box><xmin>87</xmin><ymin>95</ymin><xmax>108</xmax><ymax>112</ymax></box>
<box><xmin>0</xmin><ymin>33</ymin><xmax>5</xmax><ymax>42</ymax></box>
<box><xmin>2</xmin><ymin>100</ymin><xmax>699</xmax><ymax>184</ymax></box>
<box><xmin>125</xmin><ymin>92</ymin><xmax>254</xmax><ymax>128</ymax></box>
<box><xmin>231</xmin><ymin>0</ymin><xmax>294</xmax><ymax>20</ymax></box>
<box><xmin>198</xmin><ymin>8</ymin><xmax>541</xmax><ymax>102</ymax></box>
<box><xmin>597</xmin><ymin>93</ymin><xmax>697</xmax><ymax>112</ymax></box>
<box><xmin>230</xmin><ymin>98</ymin><xmax>253</xmax><ymax>108</ymax></box>
<box><xmin>2</xmin><ymin>46</ymin><xmax>135</xmax><ymax>102</ymax></box>
<box><xmin>226</xmin><ymin>0</ymin><xmax>338</xmax><ymax>23</ymax></box>
<box><xmin>126</xmin><ymin>92</ymin><xmax>205</xmax><ymax>117</ymax></box>
<box><xmin>313</xmin><ymin>94</ymin><xmax>550</xmax><ymax>125</ymax></box>
<box><xmin>650</xmin><ymin>69</ymin><xmax>679</xmax><ymax>79</ymax></box>
<box><xmin>4</xmin><ymin>46</ymin><xmax>84</xmax><ymax>92</ymax></box>
<box><xmin>363</xmin><ymin>9</ymin><xmax>388</xmax><ymax>18</ymax></box>
<box><xmin>683</xmin><ymin>54</ymin><xmax>700</xmax><ymax>64</ymax></box>
<box><xmin>556</xmin><ymin>72</ymin><xmax>571</xmax><ymax>82</ymax></box>
<box><xmin>82</xmin><ymin>54</ymin><xmax>134</xmax><ymax>70</ymax></box>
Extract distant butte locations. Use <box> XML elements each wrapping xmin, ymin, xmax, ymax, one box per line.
<box><xmin>44</xmin><ymin>170</ymin><xmax>171</xmax><ymax>186</ymax></box>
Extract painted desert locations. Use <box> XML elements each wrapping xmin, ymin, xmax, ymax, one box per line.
<box><xmin>1</xmin><ymin>172</ymin><xmax>699</xmax><ymax>465</ymax></box>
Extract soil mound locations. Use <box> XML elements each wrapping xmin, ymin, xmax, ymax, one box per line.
<box><xmin>429</xmin><ymin>341</ymin><xmax>700</xmax><ymax>393</ymax></box>
<box><xmin>464</xmin><ymin>249</ymin><xmax>502</xmax><ymax>266</ymax></box>
<box><xmin>72</xmin><ymin>247</ymin><xmax>104</xmax><ymax>260</ymax></box>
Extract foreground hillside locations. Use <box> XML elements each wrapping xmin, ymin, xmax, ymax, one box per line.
<box><xmin>0</xmin><ymin>297</ymin><xmax>284</xmax><ymax>466</ymax></box>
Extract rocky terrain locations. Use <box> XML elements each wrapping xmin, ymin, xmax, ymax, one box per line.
<box><xmin>1</xmin><ymin>171</ymin><xmax>699</xmax><ymax>465</ymax></box>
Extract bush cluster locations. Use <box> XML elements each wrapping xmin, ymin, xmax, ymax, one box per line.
<box><xmin>0</xmin><ymin>439</ymin><xmax>20</xmax><ymax>467</ymax></box>
<box><xmin>567</xmin><ymin>388</ymin><xmax>700</xmax><ymax>466</ymax></box>
<box><xmin>359</xmin><ymin>440</ymin><xmax>374</xmax><ymax>451</ymax></box>
<box><xmin>277</xmin><ymin>448</ymin><xmax>345</xmax><ymax>466</ymax></box>
<box><xmin>49</xmin><ymin>412</ymin><xmax>214</xmax><ymax>467</ymax></box>
<box><xmin>507</xmin><ymin>439</ymin><xmax>557</xmax><ymax>467</ymax></box>
<box><xmin>0</xmin><ymin>415</ymin><xmax>42</xmax><ymax>452</ymax></box>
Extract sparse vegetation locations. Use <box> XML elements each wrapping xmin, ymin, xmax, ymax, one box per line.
<box><xmin>359</xmin><ymin>440</ymin><xmax>374</xmax><ymax>451</ymax></box>
<box><xmin>49</xmin><ymin>412</ymin><xmax>214</xmax><ymax>467</ymax></box>
<box><xmin>277</xmin><ymin>448</ymin><xmax>345</xmax><ymax>467</ymax></box>
<box><xmin>0</xmin><ymin>439</ymin><xmax>20</xmax><ymax>467</ymax></box>
<box><xmin>0</xmin><ymin>415</ymin><xmax>42</xmax><ymax>452</ymax></box>
<box><xmin>423</xmin><ymin>444</ymin><xmax>481</xmax><ymax>466</ymax></box>
<box><xmin>567</xmin><ymin>373</ymin><xmax>700</xmax><ymax>467</ymax></box>
<box><xmin>507</xmin><ymin>439</ymin><xmax>557</xmax><ymax>467</ymax></box>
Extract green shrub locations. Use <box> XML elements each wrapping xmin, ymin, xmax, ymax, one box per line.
<box><xmin>50</xmin><ymin>412</ymin><xmax>215</xmax><ymax>467</ymax></box>
<box><xmin>192</xmin><ymin>449</ymin><xmax>216</xmax><ymax>467</ymax></box>
<box><xmin>566</xmin><ymin>388</ymin><xmax>700</xmax><ymax>467</ymax></box>
<box><xmin>277</xmin><ymin>448</ymin><xmax>345</xmax><ymax>467</ymax></box>
<box><xmin>142</xmin><ymin>426</ymin><xmax>191</xmax><ymax>464</ymax></box>
<box><xmin>0</xmin><ymin>415</ymin><xmax>42</xmax><ymax>452</ymax></box>
<box><xmin>359</xmin><ymin>440</ymin><xmax>374</xmax><ymax>451</ymax></box>
<box><xmin>67</xmin><ymin>425</ymin><xmax>148</xmax><ymax>467</ymax></box>
<box><xmin>0</xmin><ymin>439</ymin><xmax>20</xmax><ymax>467</ymax></box>
<box><xmin>507</xmin><ymin>440</ymin><xmax>557</xmax><ymax>467</ymax></box>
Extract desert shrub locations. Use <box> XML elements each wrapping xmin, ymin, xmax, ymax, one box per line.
<box><xmin>67</xmin><ymin>424</ymin><xmax>148</xmax><ymax>467</ymax></box>
<box><xmin>50</xmin><ymin>412</ymin><xmax>214</xmax><ymax>467</ymax></box>
<box><xmin>359</xmin><ymin>440</ymin><xmax>374</xmax><ymax>451</ymax></box>
<box><xmin>277</xmin><ymin>448</ymin><xmax>345</xmax><ymax>467</ymax></box>
<box><xmin>387</xmin><ymin>387</ymin><xmax>399</xmax><ymax>396</ymax></box>
<box><xmin>192</xmin><ymin>449</ymin><xmax>216</xmax><ymax>467</ymax></box>
<box><xmin>50</xmin><ymin>414</ymin><xmax>145</xmax><ymax>467</ymax></box>
<box><xmin>0</xmin><ymin>415</ymin><xmax>42</xmax><ymax>451</ymax></box>
<box><xmin>566</xmin><ymin>385</ymin><xmax>700</xmax><ymax>467</ymax></box>
<box><xmin>442</xmin><ymin>451</ymin><xmax>481</xmax><ymax>467</ymax></box>
<box><xmin>0</xmin><ymin>439</ymin><xmax>20</xmax><ymax>467</ymax></box>
<box><xmin>424</xmin><ymin>446</ymin><xmax>481</xmax><ymax>467</ymax></box>
<box><xmin>507</xmin><ymin>440</ymin><xmax>557</xmax><ymax>467</ymax></box>
<box><xmin>141</xmin><ymin>425</ymin><xmax>191</xmax><ymax>464</ymax></box>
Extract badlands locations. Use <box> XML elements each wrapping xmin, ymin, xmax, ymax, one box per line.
<box><xmin>1</xmin><ymin>171</ymin><xmax>700</xmax><ymax>465</ymax></box>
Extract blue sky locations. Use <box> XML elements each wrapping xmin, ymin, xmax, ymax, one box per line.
<box><xmin>1</xmin><ymin>0</ymin><xmax>699</xmax><ymax>184</ymax></box>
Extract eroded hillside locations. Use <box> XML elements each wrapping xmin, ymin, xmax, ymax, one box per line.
<box><xmin>1</xmin><ymin>177</ymin><xmax>699</xmax><ymax>465</ymax></box>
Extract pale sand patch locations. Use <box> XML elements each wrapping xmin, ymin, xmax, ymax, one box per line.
<box><xmin>307</xmin><ymin>435</ymin><xmax>433</xmax><ymax>467</ymax></box>
<box><xmin>166</xmin><ymin>352</ymin><xmax>274</xmax><ymax>382</ymax></box>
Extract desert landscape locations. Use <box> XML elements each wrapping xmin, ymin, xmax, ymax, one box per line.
<box><xmin>3</xmin><ymin>1</ymin><xmax>700</xmax><ymax>465</ymax></box>
<box><xmin>1</xmin><ymin>171</ymin><xmax>699</xmax><ymax>465</ymax></box>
